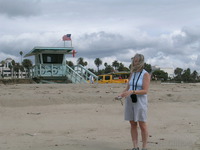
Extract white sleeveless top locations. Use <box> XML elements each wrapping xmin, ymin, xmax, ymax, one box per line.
<box><xmin>124</xmin><ymin>69</ymin><xmax>148</xmax><ymax>122</ymax></box>
<box><xmin>129</xmin><ymin>69</ymin><xmax>147</xmax><ymax>91</ymax></box>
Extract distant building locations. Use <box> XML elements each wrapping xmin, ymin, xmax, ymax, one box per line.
<box><xmin>152</xmin><ymin>65</ymin><xmax>174</xmax><ymax>78</ymax></box>
<box><xmin>151</xmin><ymin>65</ymin><xmax>160</xmax><ymax>72</ymax></box>
<box><xmin>160</xmin><ymin>67</ymin><xmax>174</xmax><ymax>78</ymax></box>
<box><xmin>0</xmin><ymin>58</ymin><xmax>26</xmax><ymax>78</ymax></box>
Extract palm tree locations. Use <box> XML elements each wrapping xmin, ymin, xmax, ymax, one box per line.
<box><xmin>77</xmin><ymin>57</ymin><xmax>88</xmax><ymax>66</ymax></box>
<box><xmin>19</xmin><ymin>51</ymin><xmax>23</xmax><ymax>78</ymax></box>
<box><xmin>118</xmin><ymin>63</ymin><xmax>129</xmax><ymax>72</ymax></box>
<box><xmin>174</xmin><ymin>67</ymin><xmax>183</xmax><ymax>76</ymax></box>
<box><xmin>20</xmin><ymin>51</ymin><xmax>23</xmax><ymax>65</ymax></box>
<box><xmin>19</xmin><ymin>64</ymin><xmax>24</xmax><ymax>78</ymax></box>
<box><xmin>104</xmin><ymin>62</ymin><xmax>108</xmax><ymax>68</ymax></box>
<box><xmin>112</xmin><ymin>60</ymin><xmax>119</xmax><ymax>70</ymax></box>
<box><xmin>182</xmin><ymin>68</ymin><xmax>191</xmax><ymax>82</ymax></box>
<box><xmin>94</xmin><ymin>58</ymin><xmax>102</xmax><ymax>74</ymax></box>
<box><xmin>105</xmin><ymin>65</ymin><xmax>114</xmax><ymax>74</ymax></box>
<box><xmin>174</xmin><ymin>67</ymin><xmax>183</xmax><ymax>81</ymax></box>
<box><xmin>13</xmin><ymin>63</ymin><xmax>21</xmax><ymax>78</ymax></box>
<box><xmin>66</xmin><ymin>60</ymin><xmax>74</xmax><ymax>67</ymax></box>
<box><xmin>191</xmin><ymin>70</ymin><xmax>198</xmax><ymax>82</ymax></box>
<box><xmin>11</xmin><ymin>60</ymin><xmax>16</xmax><ymax>78</ymax></box>
<box><xmin>144</xmin><ymin>63</ymin><xmax>152</xmax><ymax>73</ymax></box>
<box><xmin>22</xmin><ymin>59</ymin><xmax>33</xmax><ymax>78</ymax></box>
<box><xmin>8</xmin><ymin>60</ymin><xmax>15</xmax><ymax>78</ymax></box>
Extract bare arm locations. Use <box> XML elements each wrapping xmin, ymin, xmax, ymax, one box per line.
<box><xmin>123</xmin><ymin>82</ymin><xmax>130</xmax><ymax>92</ymax></box>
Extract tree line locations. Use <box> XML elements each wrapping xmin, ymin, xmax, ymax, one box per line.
<box><xmin>67</xmin><ymin>57</ymin><xmax>130</xmax><ymax>75</ymax></box>
<box><xmin>69</xmin><ymin>57</ymin><xmax>200</xmax><ymax>82</ymax></box>
<box><xmin>1</xmin><ymin>54</ymin><xmax>199</xmax><ymax>82</ymax></box>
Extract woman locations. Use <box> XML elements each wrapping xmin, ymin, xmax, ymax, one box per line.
<box><xmin>120</xmin><ymin>54</ymin><xmax>150</xmax><ymax>150</ymax></box>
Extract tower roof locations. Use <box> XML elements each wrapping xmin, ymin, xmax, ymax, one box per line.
<box><xmin>24</xmin><ymin>46</ymin><xmax>74</xmax><ymax>57</ymax></box>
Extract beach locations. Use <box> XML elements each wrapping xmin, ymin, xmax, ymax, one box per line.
<box><xmin>0</xmin><ymin>82</ymin><xmax>200</xmax><ymax>150</ymax></box>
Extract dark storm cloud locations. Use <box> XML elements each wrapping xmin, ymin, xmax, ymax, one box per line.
<box><xmin>0</xmin><ymin>0</ymin><xmax>41</xmax><ymax>17</ymax></box>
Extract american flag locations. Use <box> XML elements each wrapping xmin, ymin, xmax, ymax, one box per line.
<box><xmin>62</xmin><ymin>34</ymin><xmax>71</xmax><ymax>41</ymax></box>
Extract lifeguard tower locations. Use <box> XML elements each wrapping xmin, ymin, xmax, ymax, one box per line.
<box><xmin>24</xmin><ymin>46</ymin><xmax>97</xmax><ymax>83</ymax></box>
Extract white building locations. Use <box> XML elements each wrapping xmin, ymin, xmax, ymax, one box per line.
<box><xmin>0</xmin><ymin>58</ymin><xmax>27</xmax><ymax>78</ymax></box>
<box><xmin>160</xmin><ymin>67</ymin><xmax>175</xmax><ymax>78</ymax></box>
<box><xmin>152</xmin><ymin>65</ymin><xmax>174</xmax><ymax>78</ymax></box>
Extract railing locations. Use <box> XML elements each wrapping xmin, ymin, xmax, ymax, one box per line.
<box><xmin>65</xmin><ymin>64</ymin><xmax>87</xmax><ymax>83</ymax></box>
<box><xmin>73</xmin><ymin>64</ymin><xmax>98</xmax><ymax>82</ymax></box>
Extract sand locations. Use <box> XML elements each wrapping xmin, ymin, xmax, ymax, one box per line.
<box><xmin>0</xmin><ymin>82</ymin><xmax>200</xmax><ymax>150</ymax></box>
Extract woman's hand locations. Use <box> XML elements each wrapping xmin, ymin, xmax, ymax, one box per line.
<box><xmin>120</xmin><ymin>90</ymin><xmax>133</xmax><ymax>98</ymax></box>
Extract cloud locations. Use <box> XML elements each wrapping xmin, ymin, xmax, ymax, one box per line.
<box><xmin>0</xmin><ymin>0</ymin><xmax>200</xmax><ymax>73</ymax></box>
<box><xmin>196</xmin><ymin>55</ymin><xmax>200</xmax><ymax>66</ymax></box>
<box><xmin>0</xmin><ymin>32</ymin><xmax>63</xmax><ymax>62</ymax></box>
<box><xmin>1</xmin><ymin>27</ymin><xmax>200</xmax><ymax>72</ymax></box>
<box><xmin>0</xmin><ymin>0</ymin><xmax>41</xmax><ymax>17</ymax></box>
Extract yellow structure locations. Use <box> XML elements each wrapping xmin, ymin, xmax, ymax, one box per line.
<box><xmin>98</xmin><ymin>72</ymin><xmax>130</xmax><ymax>84</ymax></box>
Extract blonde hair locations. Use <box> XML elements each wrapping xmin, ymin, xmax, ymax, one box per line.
<box><xmin>131</xmin><ymin>53</ymin><xmax>145</xmax><ymax>73</ymax></box>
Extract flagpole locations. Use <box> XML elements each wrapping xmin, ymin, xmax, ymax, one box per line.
<box><xmin>64</xmin><ymin>41</ymin><xmax>65</xmax><ymax>47</ymax></box>
<box><xmin>71</xmin><ymin>39</ymin><xmax>72</xmax><ymax>47</ymax></box>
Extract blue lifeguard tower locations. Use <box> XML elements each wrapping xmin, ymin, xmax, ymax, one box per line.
<box><xmin>24</xmin><ymin>46</ymin><xmax>97</xmax><ymax>83</ymax></box>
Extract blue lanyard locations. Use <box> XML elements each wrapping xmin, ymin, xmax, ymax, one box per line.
<box><xmin>132</xmin><ymin>70</ymin><xmax>143</xmax><ymax>91</ymax></box>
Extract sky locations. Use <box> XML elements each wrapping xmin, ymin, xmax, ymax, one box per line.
<box><xmin>0</xmin><ymin>0</ymin><xmax>200</xmax><ymax>72</ymax></box>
